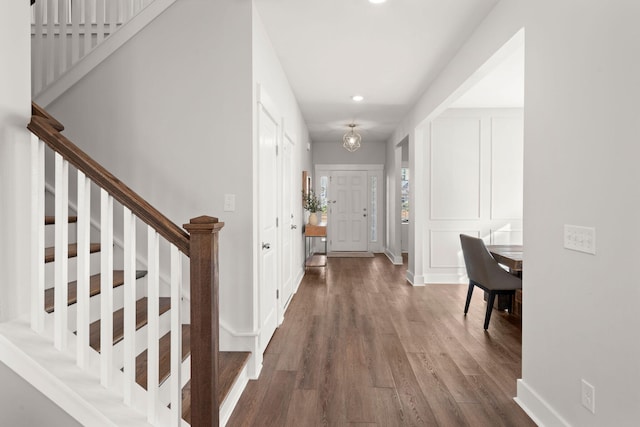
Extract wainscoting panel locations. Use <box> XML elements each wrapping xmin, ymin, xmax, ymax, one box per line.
<box><xmin>491</xmin><ymin>116</ymin><xmax>524</xmax><ymax>220</ymax></box>
<box><xmin>490</xmin><ymin>229</ymin><xmax>523</xmax><ymax>245</ymax></box>
<box><xmin>430</xmin><ymin>230</ymin><xmax>480</xmax><ymax>268</ymax></box>
<box><xmin>430</xmin><ymin>117</ymin><xmax>481</xmax><ymax>220</ymax></box>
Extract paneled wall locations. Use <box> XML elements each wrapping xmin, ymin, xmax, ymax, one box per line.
<box><xmin>425</xmin><ymin>108</ymin><xmax>523</xmax><ymax>283</ymax></box>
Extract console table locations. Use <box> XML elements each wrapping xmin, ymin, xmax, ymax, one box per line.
<box><xmin>305</xmin><ymin>223</ymin><xmax>327</xmax><ymax>267</ymax></box>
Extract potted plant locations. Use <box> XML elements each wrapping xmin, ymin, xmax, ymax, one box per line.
<box><xmin>303</xmin><ymin>189</ymin><xmax>321</xmax><ymax>225</ymax></box>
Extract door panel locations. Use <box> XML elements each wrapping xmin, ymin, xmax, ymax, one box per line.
<box><xmin>258</xmin><ymin>103</ymin><xmax>278</xmax><ymax>351</ymax></box>
<box><xmin>330</xmin><ymin>171</ymin><xmax>368</xmax><ymax>251</ymax></box>
<box><xmin>280</xmin><ymin>135</ymin><xmax>294</xmax><ymax>314</ymax></box>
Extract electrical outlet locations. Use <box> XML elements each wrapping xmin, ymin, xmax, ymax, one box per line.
<box><xmin>581</xmin><ymin>379</ymin><xmax>596</xmax><ymax>414</ymax></box>
<box><xmin>564</xmin><ymin>225</ymin><xmax>596</xmax><ymax>254</ymax></box>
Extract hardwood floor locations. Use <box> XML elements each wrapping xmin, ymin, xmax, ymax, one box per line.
<box><xmin>227</xmin><ymin>255</ymin><xmax>535</xmax><ymax>426</ymax></box>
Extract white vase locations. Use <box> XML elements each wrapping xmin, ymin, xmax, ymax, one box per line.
<box><xmin>308</xmin><ymin>212</ymin><xmax>318</xmax><ymax>225</ymax></box>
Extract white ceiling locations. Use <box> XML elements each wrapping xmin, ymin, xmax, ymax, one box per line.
<box><xmin>253</xmin><ymin>0</ymin><xmax>501</xmax><ymax>144</ymax></box>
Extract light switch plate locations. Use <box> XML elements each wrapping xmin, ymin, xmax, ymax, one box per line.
<box><xmin>224</xmin><ymin>194</ymin><xmax>236</xmax><ymax>212</ymax></box>
<box><xmin>564</xmin><ymin>225</ymin><xmax>596</xmax><ymax>254</ymax></box>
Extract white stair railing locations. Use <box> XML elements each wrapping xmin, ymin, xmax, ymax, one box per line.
<box><xmin>28</xmin><ymin>106</ymin><xmax>204</xmax><ymax>426</ymax></box>
<box><xmin>31</xmin><ymin>0</ymin><xmax>157</xmax><ymax>97</ymax></box>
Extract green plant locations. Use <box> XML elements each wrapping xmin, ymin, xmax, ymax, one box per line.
<box><xmin>302</xmin><ymin>189</ymin><xmax>321</xmax><ymax>212</ymax></box>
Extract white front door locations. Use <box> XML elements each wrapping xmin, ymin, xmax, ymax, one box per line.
<box><xmin>329</xmin><ymin>171</ymin><xmax>368</xmax><ymax>251</ymax></box>
<box><xmin>279</xmin><ymin>134</ymin><xmax>295</xmax><ymax>316</ymax></box>
<box><xmin>258</xmin><ymin>102</ymin><xmax>278</xmax><ymax>351</ymax></box>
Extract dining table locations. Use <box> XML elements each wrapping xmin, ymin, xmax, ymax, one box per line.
<box><xmin>487</xmin><ymin>244</ymin><xmax>523</xmax><ymax>274</ymax></box>
<box><xmin>487</xmin><ymin>244</ymin><xmax>523</xmax><ymax>315</ymax></box>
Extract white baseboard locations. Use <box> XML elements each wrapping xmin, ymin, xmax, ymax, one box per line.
<box><xmin>515</xmin><ymin>379</ymin><xmax>571</xmax><ymax>427</ymax></box>
<box><xmin>423</xmin><ymin>273</ymin><xmax>467</xmax><ymax>284</ymax></box>
<box><xmin>219</xmin><ymin>321</ymin><xmax>261</xmax><ymax>379</ymax></box>
<box><xmin>384</xmin><ymin>248</ymin><xmax>403</xmax><ymax>265</ymax></box>
<box><xmin>220</xmin><ymin>362</ymin><xmax>249</xmax><ymax>427</ymax></box>
<box><xmin>406</xmin><ymin>269</ymin><xmax>425</xmax><ymax>286</ymax></box>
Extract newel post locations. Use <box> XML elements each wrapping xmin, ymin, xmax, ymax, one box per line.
<box><xmin>183</xmin><ymin>216</ymin><xmax>224</xmax><ymax>427</ymax></box>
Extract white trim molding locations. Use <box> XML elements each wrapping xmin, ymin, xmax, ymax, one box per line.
<box><xmin>516</xmin><ymin>379</ymin><xmax>571</xmax><ymax>427</ymax></box>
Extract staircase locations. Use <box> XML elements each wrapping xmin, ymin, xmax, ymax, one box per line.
<box><xmin>31</xmin><ymin>0</ymin><xmax>178</xmax><ymax>106</ymax></box>
<box><xmin>16</xmin><ymin>103</ymin><xmax>250</xmax><ymax>426</ymax></box>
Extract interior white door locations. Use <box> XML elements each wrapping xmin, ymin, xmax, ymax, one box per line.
<box><xmin>258</xmin><ymin>102</ymin><xmax>279</xmax><ymax>351</ymax></box>
<box><xmin>279</xmin><ymin>134</ymin><xmax>295</xmax><ymax>315</ymax></box>
<box><xmin>329</xmin><ymin>171</ymin><xmax>368</xmax><ymax>251</ymax></box>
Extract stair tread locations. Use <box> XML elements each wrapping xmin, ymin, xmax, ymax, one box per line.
<box><xmin>45</xmin><ymin>216</ymin><xmax>78</xmax><ymax>225</ymax></box>
<box><xmin>44</xmin><ymin>243</ymin><xmax>101</xmax><ymax>263</ymax></box>
<box><xmin>88</xmin><ymin>297</ymin><xmax>171</xmax><ymax>352</ymax></box>
<box><xmin>44</xmin><ymin>270</ymin><xmax>147</xmax><ymax>313</ymax></box>
<box><xmin>181</xmin><ymin>351</ymin><xmax>251</xmax><ymax>424</ymax></box>
<box><xmin>136</xmin><ymin>324</ymin><xmax>191</xmax><ymax>389</ymax></box>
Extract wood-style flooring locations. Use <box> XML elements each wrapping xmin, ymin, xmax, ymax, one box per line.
<box><xmin>227</xmin><ymin>254</ymin><xmax>535</xmax><ymax>427</ymax></box>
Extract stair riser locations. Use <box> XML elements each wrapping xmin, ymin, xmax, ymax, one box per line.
<box><xmin>46</xmin><ymin>277</ymin><xmax>148</xmax><ymax>325</ymax></box>
<box><xmin>44</xmin><ymin>223</ymin><xmax>78</xmax><ymax>248</ymax></box>
<box><xmin>44</xmin><ymin>251</ymin><xmax>101</xmax><ymax>284</ymax></box>
<box><xmin>110</xmin><ymin>308</ymin><xmax>173</xmax><ymax>369</ymax></box>
<box><xmin>157</xmin><ymin>355</ymin><xmax>190</xmax><ymax>406</ymax></box>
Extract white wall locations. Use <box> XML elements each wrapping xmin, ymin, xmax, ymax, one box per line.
<box><xmin>0</xmin><ymin>3</ymin><xmax>82</xmax><ymax>425</ymax></box>
<box><xmin>312</xmin><ymin>140</ymin><xmax>386</xmax><ymax>165</ymax></box>
<box><xmin>519</xmin><ymin>1</ymin><xmax>640</xmax><ymax>425</ymax></box>
<box><xmin>0</xmin><ymin>1</ymin><xmax>32</xmax><ymax>321</ymax></box>
<box><xmin>252</xmin><ymin>5</ymin><xmax>312</xmax><ymax>294</ymax></box>
<box><xmin>47</xmin><ymin>0</ymin><xmax>255</xmax><ymax>336</ymax></box>
<box><xmin>391</xmin><ymin>0</ymin><xmax>640</xmax><ymax>425</ymax></box>
<box><xmin>426</xmin><ymin>108</ymin><xmax>523</xmax><ymax>283</ymax></box>
<box><xmin>251</xmin><ymin>6</ymin><xmax>312</xmax><ymax>365</ymax></box>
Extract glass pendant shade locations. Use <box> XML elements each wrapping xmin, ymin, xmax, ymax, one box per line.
<box><xmin>343</xmin><ymin>124</ymin><xmax>361</xmax><ymax>152</ymax></box>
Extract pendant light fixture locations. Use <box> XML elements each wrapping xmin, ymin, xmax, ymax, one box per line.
<box><xmin>343</xmin><ymin>123</ymin><xmax>362</xmax><ymax>152</ymax></box>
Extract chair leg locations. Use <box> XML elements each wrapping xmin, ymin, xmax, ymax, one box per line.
<box><xmin>484</xmin><ymin>291</ymin><xmax>495</xmax><ymax>330</ymax></box>
<box><xmin>464</xmin><ymin>283</ymin><xmax>474</xmax><ymax>315</ymax></box>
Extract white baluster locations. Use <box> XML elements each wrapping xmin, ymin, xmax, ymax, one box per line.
<box><xmin>122</xmin><ymin>0</ymin><xmax>132</xmax><ymax>23</ymax></box>
<box><xmin>58</xmin><ymin>0</ymin><xmax>68</xmax><ymax>76</ymax></box>
<box><xmin>147</xmin><ymin>226</ymin><xmax>160</xmax><ymax>424</ymax></box>
<box><xmin>96</xmin><ymin>0</ymin><xmax>104</xmax><ymax>44</ymax></box>
<box><xmin>76</xmin><ymin>170</ymin><xmax>91</xmax><ymax>369</ymax></box>
<box><xmin>170</xmin><ymin>245</ymin><xmax>182</xmax><ymax>425</ymax></box>
<box><xmin>54</xmin><ymin>153</ymin><xmax>69</xmax><ymax>351</ymax></box>
<box><xmin>84</xmin><ymin>0</ymin><xmax>93</xmax><ymax>56</ymax></box>
<box><xmin>100</xmin><ymin>189</ymin><xmax>114</xmax><ymax>388</ymax></box>
<box><xmin>123</xmin><ymin>207</ymin><xmax>137</xmax><ymax>405</ymax></box>
<box><xmin>71</xmin><ymin>0</ymin><xmax>80</xmax><ymax>65</ymax></box>
<box><xmin>46</xmin><ymin>0</ymin><xmax>55</xmax><ymax>87</ymax></box>
<box><xmin>105</xmin><ymin>0</ymin><xmax>115</xmax><ymax>38</ymax></box>
<box><xmin>31</xmin><ymin>135</ymin><xmax>45</xmax><ymax>333</ymax></box>
<box><xmin>33</xmin><ymin>0</ymin><xmax>44</xmax><ymax>95</ymax></box>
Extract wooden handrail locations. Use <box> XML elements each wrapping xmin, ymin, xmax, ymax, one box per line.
<box><xmin>29</xmin><ymin>103</ymin><xmax>225</xmax><ymax>426</ymax></box>
<box><xmin>28</xmin><ymin>104</ymin><xmax>190</xmax><ymax>255</ymax></box>
<box><xmin>32</xmin><ymin>102</ymin><xmax>64</xmax><ymax>132</ymax></box>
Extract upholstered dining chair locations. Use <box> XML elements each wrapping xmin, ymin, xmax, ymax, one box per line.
<box><xmin>459</xmin><ymin>234</ymin><xmax>522</xmax><ymax>330</ymax></box>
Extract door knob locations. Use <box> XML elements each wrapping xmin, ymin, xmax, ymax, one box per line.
<box><xmin>363</xmin><ymin>214</ymin><xmax>367</xmax><ymax>217</ymax></box>
<box><xmin>262</xmin><ymin>242</ymin><xmax>271</xmax><ymax>250</ymax></box>
<box><xmin>291</xmin><ymin>224</ymin><xmax>297</xmax><ymax>229</ymax></box>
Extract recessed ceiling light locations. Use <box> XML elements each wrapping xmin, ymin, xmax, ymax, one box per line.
<box><xmin>352</xmin><ymin>95</ymin><xmax>364</xmax><ymax>102</ymax></box>
<box><xmin>369</xmin><ymin>0</ymin><xmax>387</xmax><ymax>4</ymax></box>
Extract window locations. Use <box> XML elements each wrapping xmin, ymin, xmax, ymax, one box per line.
<box><xmin>401</xmin><ymin>167</ymin><xmax>410</xmax><ymax>223</ymax></box>
<box><xmin>319</xmin><ymin>175</ymin><xmax>329</xmax><ymax>223</ymax></box>
<box><xmin>370</xmin><ymin>176</ymin><xmax>377</xmax><ymax>242</ymax></box>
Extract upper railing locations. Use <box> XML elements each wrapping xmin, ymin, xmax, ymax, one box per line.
<box><xmin>31</xmin><ymin>0</ymin><xmax>167</xmax><ymax>100</ymax></box>
<box><xmin>28</xmin><ymin>103</ymin><xmax>222</xmax><ymax>426</ymax></box>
